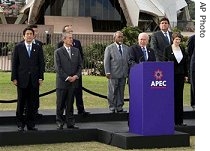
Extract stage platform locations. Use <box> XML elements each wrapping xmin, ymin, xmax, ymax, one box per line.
<box><xmin>0</xmin><ymin>107</ymin><xmax>195</xmax><ymax>149</ymax></box>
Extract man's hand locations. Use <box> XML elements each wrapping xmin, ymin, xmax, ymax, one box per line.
<box><xmin>106</xmin><ymin>74</ymin><xmax>111</xmax><ymax>79</ymax></box>
<box><xmin>67</xmin><ymin>75</ymin><xmax>78</xmax><ymax>82</ymax></box>
<box><xmin>12</xmin><ymin>79</ymin><xmax>18</xmax><ymax>86</ymax></box>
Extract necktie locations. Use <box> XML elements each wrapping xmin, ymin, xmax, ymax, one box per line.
<box><xmin>118</xmin><ymin>44</ymin><xmax>122</xmax><ymax>55</ymax></box>
<box><xmin>164</xmin><ymin>32</ymin><xmax>170</xmax><ymax>44</ymax></box>
<box><xmin>27</xmin><ymin>44</ymin><xmax>31</xmax><ymax>57</ymax></box>
<box><xmin>142</xmin><ymin>47</ymin><xmax>147</xmax><ymax>61</ymax></box>
<box><xmin>67</xmin><ymin>48</ymin><xmax>71</xmax><ymax>59</ymax></box>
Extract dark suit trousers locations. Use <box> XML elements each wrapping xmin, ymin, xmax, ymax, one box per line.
<box><xmin>75</xmin><ymin>76</ymin><xmax>85</xmax><ymax>113</ymax></box>
<box><xmin>174</xmin><ymin>74</ymin><xmax>185</xmax><ymax>125</ymax></box>
<box><xmin>56</xmin><ymin>87</ymin><xmax>75</xmax><ymax>126</ymax></box>
<box><xmin>190</xmin><ymin>71</ymin><xmax>195</xmax><ymax>107</ymax></box>
<box><xmin>16</xmin><ymin>78</ymin><xmax>38</xmax><ymax>128</ymax></box>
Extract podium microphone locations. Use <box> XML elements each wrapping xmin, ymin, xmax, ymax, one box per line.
<box><xmin>139</xmin><ymin>55</ymin><xmax>145</xmax><ymax>63</ymax></box>
<box><xmin>156</xmin><ymin>53</ymin><xmax>170</xmax><ymax>61</ymax></box>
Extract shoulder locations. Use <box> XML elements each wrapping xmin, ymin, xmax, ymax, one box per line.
<box><xmin>73</xmin><ymin>39</ymin><xmax>81</xmax><ymax>44</ymax></box>
<box><xmin>130</xmin><ymin>44</ymin><xmax>139</xmax><ymax>49</ymax></box>
<box><xmin>33</xmin><ymin>43</ymin><xmax>42</xmax><ymax>49</ymax></box>
<box><xmin>147</xmin><ymin>47</ymin><xmax>154</xmax><ymax>52</ymax></box>
<box><xmin>165</xmin><ymin>45</ymin><xmax>172</xmax><ymax>51</ymax></box>
<box><xmin>106</xmin><ymin>43</ymin><xmax>115</xmax><ymax>49</ymax></box>
<box><xmin>72</xmin><ymin>46</ymin><xmax>79</xmax><ymax>52</ymax></box>
<box><xmin>122</xmin><ymin>44</ymin><xmax>129</xmax><ymax>48</ymax></box>
<box><xmin>34</xmin><ymin>39</ymin><xmax>43</xmax><ymax>46</ymax></box>
<box><xmin>15</xmin><ymin>42</ymin><xmax>24</xmax><ymax>48</ymax></box>
<box><xmin>151</xmin><ymin>31</ymin><xmax>161</xmax><ymax>36</ymax></box>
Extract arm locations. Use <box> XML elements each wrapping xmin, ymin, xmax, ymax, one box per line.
<box><xmin>54</xmin><ymin>49</ymin><xmax>69</xmax><ymax>81</ymax></box>
<box><xmin>11</xmin><ymin>44</ymin><xmax>19</xmax><ymax>83</ymax></box>
<box><xmin>104</xmin><ymin>46</ymin><xmax>111</xmax><ymax>79</ymax></box>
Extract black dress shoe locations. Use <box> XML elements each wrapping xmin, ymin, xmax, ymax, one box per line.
<box><xmin>110</xmin><ymin>110</ymin><xmax>115</xmax><ymax>113</ymax></box>
<box><xmin>17</xmin><ymin>127</ymin><xmax>24</xmax><ymax>132</ymax></box>
<box><xmin>67</xmin><ymin>125</ymin><xmax>79</xmax><ymax>129</ymax></box>
<box><xmin>117</xmin><ymin>110</ymin><xmax>127</xmax><ymax>113</ymax></box>
<box><xmin>35</xmin><ymin>113</ymin><xmax>43</xmax><ymax>118</ymax></box>
<box><xmin>78</xmin><ymin>111</ymin><xmax>90</xmax><ymax>116</ymax></box>
<box><xmin>27</xmin><ymin>127</ymin><xmax>38</xmax><ymax>131</ymax></box>
<box><xmin>176</xmin><ymin>123</ymin><xmax>187</xmax><ymax>127</ymax></box>
<box><xmin>57</xmin><ymin>124</ymin><xmax>64</xmax><ymax>130</ymax></box>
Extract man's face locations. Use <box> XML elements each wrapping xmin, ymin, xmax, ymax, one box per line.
<box><xmin>115</xmin><ymin>33</ymin><xmax>124</xmax><ymax>45</ymax></box>
<box><xmin>159</xmin><ymin>20</ymin><xmax>169</xmax><ymax>31</ymax></box>
<box><xmin>23</xmin><ymin>30</ymin><xmax>34</xmax><ymax>43</ymax></box>
<box><xmin>138</xmin><ymin>35</ymin><xmax>148</xmax><ymax>47</ymax></box>
<box><xmin>63</xmin><ymin>34</ymin><xmax>73</xmax><ymax>46</ymax></box>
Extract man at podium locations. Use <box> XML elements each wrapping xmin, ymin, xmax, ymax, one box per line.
<box><xmin>129</xmin><ymin>32</ymin><xmax>156</xmax><ymax>66</ymax></box>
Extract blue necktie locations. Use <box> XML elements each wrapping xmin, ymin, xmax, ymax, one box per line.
<box><xmin>164</xmin><ymin>32</ymin><xmax>170</xmax><ymax>44</ymax></box>
<box><xmin>142</xmin><ymin>47</ymin><xmax>147</xmax><ymax>61</ymax></box>
<box><xmin>27</xmin><ymin>45</ymin><xmax>31</xmax><ymax>57</ymax></box>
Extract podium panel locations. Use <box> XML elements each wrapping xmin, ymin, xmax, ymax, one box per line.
<box><xmin>129</xmin><ymin>62</ymin><xmax>174</xmax><ymax>136</ymax></box>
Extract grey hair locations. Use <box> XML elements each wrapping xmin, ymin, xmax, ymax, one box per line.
<box><xmin>138</xmin><ymin>32</ymin><xmax>149</xmax><ymax>40</ymax></box>
<box><xmin>113</xmin><ymin>31</ymin><xmax>123</xmax><ymax>39</ymax></box>
<box><xmin>62</xmin><ymin>32</ymin><xmax>72</xmax><ymax>40</ymax></box>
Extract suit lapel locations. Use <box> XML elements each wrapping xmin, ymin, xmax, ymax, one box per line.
<box><xmin>62</xmin><ymin>47</ymin><xmax>71</xmax><ymax>60</ymax></box>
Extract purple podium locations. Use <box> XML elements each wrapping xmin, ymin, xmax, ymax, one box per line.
<box><xmin>129</xmin><ymin>62</ymin><xmax>174</xmax><ymax>136</ymax></box>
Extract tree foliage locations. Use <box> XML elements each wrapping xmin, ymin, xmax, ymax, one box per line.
<box><xmin>121</xmin><ymin>26</ymin><xmax>142</xmax><ymax>46</ymax></box>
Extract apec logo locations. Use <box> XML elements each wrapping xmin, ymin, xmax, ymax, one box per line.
<box><xmin>150</xmin><ymin>69</ymin><xmax>167</xmax><ymax>88</ymax></box>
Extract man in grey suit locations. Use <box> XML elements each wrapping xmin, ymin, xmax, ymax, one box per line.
<box><xmin>54</xmin><ymin>32</ymin><xmax>82</xmax><ymax>130</ymax></box>
<box><xmin>104</xmin><ymin>31</ymin><xmax>130</xmax><ymax>113</ymax></box>
<box><xmin>150</xmin><ymin>17</ymin><xmax>173</xmax><ymax>61</ymax></box>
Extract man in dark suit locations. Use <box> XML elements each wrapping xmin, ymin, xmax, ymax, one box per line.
<box><xmin>57</xmin><ymin>25</ymin><xmax>89</xmax><ymax>116</ymax></box>
<box><xmin>129</xmin><ymin>32</ymin><xmax>156</xmax><ymax>66</ymax></box>
<box><xmin>54</xmin><ymin>32</ymin><xmax>83</xmax><ymax>130</ymax></box>
<box><xmin>11</xmin><ymin>27</ymin><xmax>45</xmax><ymax>131</ymax></box>
<box><xmin>187</xmin><ymin>34</ymin><xmax>195</xmax><ymax>110</ymax></box>
<box><xmin>150</xmin><ymin>17</ymin><xmax>173</xmax><ymax>61</ymax></box>
<box><xmin>27</xmin><ymin>24</ymin><xmax>44</xmax><ymax>117</ymax></box>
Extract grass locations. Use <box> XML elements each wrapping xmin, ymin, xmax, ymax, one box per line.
<box><xmin>0</xmin><ymin>72</ymin><xmax>194</xmax><ymax>151</ymax></box>
<box><xmin>0</xmin><ymin>72</ymin><xmax>191</xmax><ymax>110</ymax></box>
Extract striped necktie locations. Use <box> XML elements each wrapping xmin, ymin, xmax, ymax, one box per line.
<box><xmin>118</xmin><ymin>44</ymin><xmax>122</xmax><ymax>55</ymax></box>
<box><xmin>67</xmin><ymin>48</ymin><xmax>71</xmax><ymax>59</ymax></box>
<box><xmin>164</xmin><ymin>32</ymin><xmax>170</xmax><ymax>44</ymax></box>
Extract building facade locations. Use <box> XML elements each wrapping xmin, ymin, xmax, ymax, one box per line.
<box><xmin>0</xmin><ymin>0</ymin><xmax>194</xmax><ymax>32</ymax></box>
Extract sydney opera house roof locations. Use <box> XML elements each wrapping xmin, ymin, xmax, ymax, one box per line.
<box><xmin>0</xmin><ymin>0</ymin><xmax>192</xmax><ymax>32</ymax></box>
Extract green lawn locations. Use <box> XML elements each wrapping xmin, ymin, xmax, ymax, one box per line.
<box><xmin>0</xmin><ymin>72</ymin><xmax>191</xmax><ymax>110</ymax></box>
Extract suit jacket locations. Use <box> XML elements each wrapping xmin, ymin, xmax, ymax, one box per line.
<box><xmin>150</xmin><ymin>31</ymin><xmax>173</xmax><ymax>61</ymax></box>
<box><xmin>54</xmin><ymin>46</ymin><xmax>82</xmax><ymax>89</ymax></box>
<box><xmin>164</xmin><ymin>45</ymin><xmax>188</xmax><ymax>76</ymax></box>
<box><xmin>187</xmin><ymin>35</ymin><xmax>195</xmax><ymax>72</ymax></box>
<box><xmin>57</xmin><ymin>39</ymin><xmax>83</xmax><ymax>60</ymax></box>
<box><xmin>34</xmin><ymin>39</ymin><xmax>43</xmax><ymax>47</ymax></box>
<box><xmin>128</xmin><ymin>44</ymin><xmax>156</xmax><ymax>66</ymax></box>
<box><xmin>104</xmin><ymin>43</ymin><xmax>129</xmax><ymax>79</ymax></box>
<box><xmin>11</xmin><ymin>42</ymin><xmax>45</xmax><ymax>88</ymax></box>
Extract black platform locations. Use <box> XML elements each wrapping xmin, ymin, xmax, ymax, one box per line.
<box><xmin>0</xmin><ymin>107</ymin><xmax>195</xmax><ymax>149</ymax></box>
